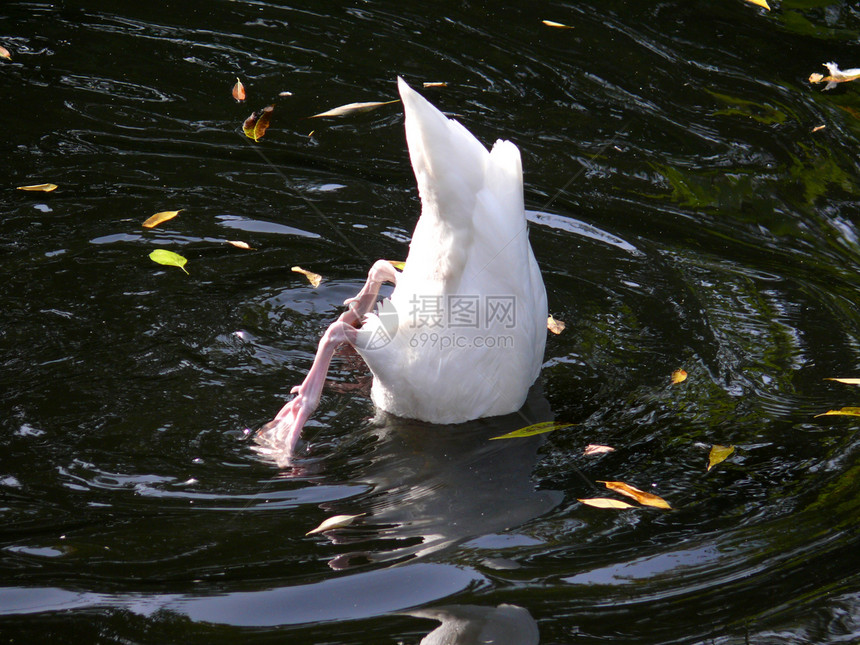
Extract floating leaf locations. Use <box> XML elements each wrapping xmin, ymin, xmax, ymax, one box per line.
<box><xmin>310</xmin><ymin>99</ymin><xmax>399</xmax><ymax>118</ymax></box>
<box><xmin>542</xmin><ymin>19</ymin><xmax>573</xmax><ymax>28</ymax></box>
<box><xmin>597</xmin><ymin>481</ymin><xmax>672</xmax><ymax>509</ymax></box>
<box><xmin>744</xmin><ymin>0</ymin><xmax>770</xmax><ymax>9</ymax></box>
<box><xmin>671</xmin><ymin>369</ymin><xmax>688</xmax><ymax>385</ymax></box>
<box><xmin>0</xmin><ymin>46</ymin><xmax>10</xmax><ymax>60</ymax></box>
<box><xmin>584</xmin><ymin>444</ymin><xmax>615</xmax><ymax>456</ymax></box>
<box><xmin>707</xmin><ymin>444</ymin><xmax>734</xmax><ymax>471</ymax></box>
<box><xmin>490</xmin><ymin>421</ymin><xmax>572</xmax><ymax>440</ymax></box>
<box><xmin>547</xmin><ymin>315</ymin><xmax>565</xmax><ymax>335</ymax></box>
<box><xmin>149</xmin><ymin>249</ymin><xmax>189</xmax><ymax>274</ymax></box>
<box><xmin>387</xmin><ymin>260</ymin><xmax>406</xmax><ymax>271</ymax></box>
<box><xmin>227</xmin><ymin>240</ymin><xmax>253</xmax><ymax>250</ymax></box>
<box><xmin>306</xmin><ymin>513</ymin><xmax>364</xmax><ymax>535</ymax></box>
<box><xmin>232</xmin><ymin>77</ymin><xmax>246</xmax><ymax>101</ymax></box>
<box><xmin>825</xmin><ymin>377</ymin><xmax>860</xmax><ymax>385</ymax></box>
<box><xmin>812</xmin><ymin>125</ymin><xmax>826</xmax><ymax>133</ymax></box>
<box><xmin>809</xmin><ymin>62</ymin><xmax>860</xmax><ymax>91</ymax></box>
<box><xmin>292</xmin><ymin>266</ymin><xmax>322</xmax><ymax>288</ymax></box>
<box><xmin>17</xmin><ymin>183</ymin><xmax>57</xmax><ymax>192</ymax></box>
<box><xmin>578</xmin><ymin>497</ymin><xmax>634</xmax><ymax>510</ymax></box>
<box><xmin>423</xmin><ymin>82</ymin><xmax>448</xmax><ymax>88</ymax></box>
<box><xmin>142</xmin><ymin>209</ymin><xmax>181</xmax><ymax>229</ymax></box>
<box><xmin>815</xmin><ymin>407</ymin><xmax>860</xmax><ymax>418</ymax></box>
<box><xmin>243</xmin><ymin>104</ymin><xmax>274</xmax><ymax>141</ymax></box>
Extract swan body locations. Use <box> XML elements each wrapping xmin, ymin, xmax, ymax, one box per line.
<box><xmin>259</xmin><ymin>78</ymin><xmax>546</xmax><ymax>461</ymax></box>
<box><xmin>360</xmin><ymin>79</ymin><xmax>546</xmax><ymax>422</ymax></box>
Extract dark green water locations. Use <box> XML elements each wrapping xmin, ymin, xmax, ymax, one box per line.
<box><xmin>2</xmin><ymin>1</ymin><xmax>860</xmax><ymax>643</ymax></box>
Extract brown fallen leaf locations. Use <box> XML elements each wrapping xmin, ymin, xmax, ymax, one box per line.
<box><xmin>547</xmin><ymin>315</ymin><xmax>565</xmax><ymax>335</ymax></box>
<box><xmin>583</xmin><ymin>444</ymin><xmax>615</xmax><ymax>456</ymax></box>
<box><xmin>812</xmin><ymin>125</ymin><xmax>826</xmax><ymax>133</ymax></box>
<box><xmin>671</xmin><ymin>369</ymin><xmax>688</xmax><ymax>385</ymax></box>
<box><xmin>809</xmin><ymin>62</ymin><xmax>860</xmax><ymax>90</ymax></box>
<box><xmin>542</xmin><ymin>19</ymin><xmax>573</xmax><ymax>28</ymax></box>
<box><xmin>243</xmin><ymin>104</ymin><xmax>274</xmax><ymax>141</ymax></box>
<box><xmin>744</xmin><ymin>0</ymin><xmax>770</xmax><ymax>9</ymax></box>
<box><xmin>306</xmin><ymin>513</ymin><xmax>365</xmax><ymax>536</ymax></box>
<box><xmin>0</xmin><ymin>45</ymin><xmax>11</xmax><ymax>60</ymax></box>
<box><xmin>423</xmin><ymin>82</ymin><xmax>448</xmax><ymax>88</ymax></box>
<box><xmin>227</xmin><ymin>240</ymin><xmax>253</xmax><ymax>250</ymax></box>
<box><xmin>578</xmin><ymin>497</ymin><xmax>634</xmax><ymax>509</ymax></box>
<box><xmin>310</xmin><ymin>99</ymin><xmax>399</xmax><ymax>118</ymax></box>
<box><xmin>707</xmin><ymin>444</ymin><xmax>734</xmax><ymax>471</ymax></box>
<box><xmin>597</xmin><ymin>480</ymin><xmax>672</xmax><ymax>509</ymax></box>
<box><xmin>815</xmin><ymin>407</ymin><xmax>860</xmax><ymax>418</ymax></box>
<box><xmin>292</xmin><ymin>266</ymin><xmax>322</xmax><ymax>288</ymax></box>
<box><xmin>17</xmin><ymin>183</ymin><xmax>58</xmax><ymax>192</ymax></box>
<box><xmin>142</xmin><ymin>209</ymin><xmax>181</xmax><ymax>229</ymax></box>
<box><xmin>825</xmin><ymin>377</ymin><xmax>860</xmax><ymax>385</ymax></box>
<box><xmin>232</xmin><ymin>77</ymin><xmax>246</xmax><ymax>101</ymax></box>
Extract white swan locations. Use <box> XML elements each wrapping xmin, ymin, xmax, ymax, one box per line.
<box><xmin>258</xmin><ymin>78</ymin><xmax>547</xmax><ymax>462</ymax></box>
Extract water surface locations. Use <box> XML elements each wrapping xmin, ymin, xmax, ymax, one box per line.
<box><xmin>2</xmin><ymin>1</ymin><xmax>860</xmax><ymax>643</ymax></box>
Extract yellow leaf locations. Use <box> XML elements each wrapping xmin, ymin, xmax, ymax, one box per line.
<box><xmin>142</xmin><ymin>210</ymin><xmax>181</xmax><ymax>228</ymax></box>
<box><xmin>292</xmin><ymin>266</ymin><xmax>322</xmax><ymax>288</ymax></box>
<box><xmin>597</xmin><ymin>481</ymin><xmax>672</xmax><ymax>509</ymax></box>
<box><xmin>744</xmin><ymin>0</ymin><xmax>770</xmax><ymax>9</ymax></box>
<box><xmin>815</xmin><ymin>407</ymin><xmax>860</xmax><ymax>418</ymax></box>
<box><xmin>306</xmin><ymin>513</ymin><xmax>364</xmax><ymax>535</ymax></box>
<box><xmin>0</xmin><ymin>45</ymin><xmax>11</xmax><ymax>60</ymax></box>
<box><xmin>310</xmin><ymin>99</ymin><xmax>399</xmax><ymax>118</ymax></box>
<box><xmin>583</xmin><ymin>444</ymin><xmax>615</xmax><ymax>456</ymax></box>
<box><xmin>825</xmin><ymin>378</ymin><xmax>860</xmax><ymax>385</ymax></box>
<box><xmin>547</xmin><ymin>315</ymin><xmax>566</xmax><ymax>335</ymax></box>
<box><xmin>578</xmin><ymin>497</ymin><xmax>634</xmax><ymax>509</ymax></box>
<box><xmin>226</xmin><ymin>240</ymin><xmax>253</xmax><ymax>250</ymax></box>
<box><xmin>812</xmin><ymin>125</ymin><xmax>826</xmax><ymax>133</ymax></box>
<box><xmin>17</xmin><ymin>183</ymin><xmax>58</xmax><ymax>192</ymax></box>
<box><xmin>671</xmin><ymin>369</ymin><xmax>688</xmax><ymax>385</ymax></box>
<box><xmin>387</xmin><ymin>260</ymin><xmax>406</xmax><ymax>271</ymax></box>
<box><xmin>490</xmin><ymin>421</ymin><xmax>572</xmax><ymax>440</ymax></box>
<box><xmin>232</xmin><ymin>77</ymin><xmax>246</xmax><ymax>101</ymax></box>
<box><xmin>243</xmin><ymin>104</ymin><xmax>274</xmax><ymax>141</ymax></box>
<box><xmin>542</xmin><ymin>20</ymin><xmax>573</xmax><ymax>28</ymax></box>
<box><xmin>707</xmin><ymin>444</ymin><xmax>735</xmax><ymax>471</ymax></box>
<box><xmin>422</xmin><ymin>82</ymin><xmax>448</xmax><ymax>88</ymax></box>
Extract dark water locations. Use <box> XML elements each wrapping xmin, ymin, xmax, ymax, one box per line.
<box><xmin>2</xmin><ymin>1</ymin><xmax>860</xmax><ymax>643</ymax></box>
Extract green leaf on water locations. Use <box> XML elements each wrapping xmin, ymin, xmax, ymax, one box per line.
<box><xmin>490</xmin><ymin>421</ymin><xmax>572</xmax><ymax>440</ymax></box>
<box><xmin>149</xmin><ymin>249</ymin><xmax>189</xmax><ymax>274</ymax></box>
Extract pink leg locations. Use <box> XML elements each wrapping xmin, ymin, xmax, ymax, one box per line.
<box><xmin>262</xmin><ymin>315</ymin><xmax>357</xmax><ymax>460</ymax></box>
<box><xmin>342</xmin><ymin>260</ymin><xmax>399</xmax><ymax>324</ymax></box>
<box><xmin>260</xmin><ymin>260</ymin><xmax>400</xmax><ymax>463</ymax></box>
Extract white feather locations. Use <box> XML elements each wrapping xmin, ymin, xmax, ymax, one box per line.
<box><xmin>357</xmin><ymin>79</ymin><xmax>547</xmax><ymax>423</ymax></box>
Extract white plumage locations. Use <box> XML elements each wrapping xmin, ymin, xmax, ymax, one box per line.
<box><xmin>258</xmin><ymin>78</ymin><xmax>546</xmax><ymax>461</ymax></box>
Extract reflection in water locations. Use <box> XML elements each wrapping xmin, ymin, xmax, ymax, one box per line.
<box><xmin>408</xmin><ymin>603</ymin><xmax>539</xmax><ymax>645</ymax></box>
<box><xmin>312</xmin><ymin>386</ymin><xmax>562</xmax><ymax>570</ymax></box>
